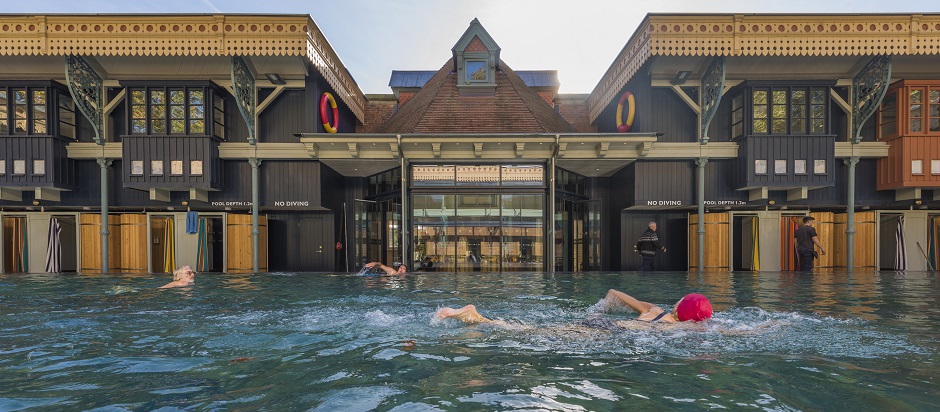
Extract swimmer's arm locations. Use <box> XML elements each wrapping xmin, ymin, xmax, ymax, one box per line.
<box><xmin>604</xmin><ymin>289</ymin><xmax>661</xmax><ymax>315</ymax></box>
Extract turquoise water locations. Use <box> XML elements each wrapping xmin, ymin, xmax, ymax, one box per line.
<box><xmin>0</xmin><ymin>271</ymin><xmax>937</xmax><ymax>411</ymax></box>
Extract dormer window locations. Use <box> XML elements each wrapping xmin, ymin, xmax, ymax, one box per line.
<box><xmin>730</xmin><ymin>82</ymin><xmax>831</xmax><ymax>138</ymax></box>
<box><xmin>466</xmin><ymin>61</ymin><xmax>487</xmax><ymax>82</ymax></box>
<box><xmin>125</xmin><ymin>84</ymin><xmax>225</xmax><ymax>139</ymax></box>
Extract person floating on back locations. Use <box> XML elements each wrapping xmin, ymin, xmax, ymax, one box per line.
<box><xmin>160</xmin><ymin>265</ymin><xmax>196</xmax><ymax>289</ymax></box>
<box><xmin>435</xmin><ymin>289</ymin><xmax>712</xmax><ymax>325</ymax></box>
<box><xmin>794</xmin><ymin>216</ymin><xmax>826</xmax><ymax>271</ymax></box>
<box><xmin>635</xmin><ymin>221</ymin><xmax>666</xmax><ymax>271</ymax></box>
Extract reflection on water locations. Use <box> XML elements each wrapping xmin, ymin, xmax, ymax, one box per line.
<box><xmin>0</xmin><ymin>271</ymin><xmax>937</xmax><ymax>410</ymax></box>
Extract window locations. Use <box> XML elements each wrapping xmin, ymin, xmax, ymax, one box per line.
<box><xmin>58</xmin><ymin>93</ymin><xmax>76</xmax><ymax>139</ymax></box>
<box><xmin>131</xmin><ymin>160</ymin><xmax>144</xmax><ymax>176</ymax></box>
<box><xmin>151</xmin><ymin>160</ymin><xmax>164</xmax><ymax>176</ymax></box>
<box><xmin>912</xmin><ymin>159</ymin><xmax>924</xmax><ymax>175</ymax></box>
<box><xmin>0</xmin><ymin>90</ymin><xmax>7</xmax><ymax>134</ymax></box>
<box><xmin>731</xmin><ymin>94</ymin><xmax>744</xmax><ymax>138</ymax></box>
<box><xmin>13</xmin><ymin>159</ymin><xmax>25</xmax><ymax>175</ymax></box>
<box><xmin>879</xmin><ymin>91</ymin><xmax>897</xmax><ymax>138</ymax></box>
<box><xmin>932</xmin><ymin>160</ymin><xmax>940</xmax><ymax>175</ymax></box>
<box><xmin>0</xmin><ymin>87</ymin><xmax>55</xmax><ymax>136</ymax></box>
<box><xmin>0</xmin><ymin>160</ymin><xmax>5</xmax><ymax>175</ymax></box>
<box><xmin>748</xmin><ymin>86</ymin><xmax>828</xmax><ymax>135</ymax></box>
<box><xmin>128</xmin><ymin>87</ymin><xmax>213</xmax><ymax>135</ymax></box>
<box><xmin>466</xmin><ymin>61</ymin><xmax>487</xmax><ymax>82</ymax></box>
<box><xmin>13</xmin><ymin>89</ymin><xmax>26</xmax><ymax>134</ymax></box>
<box><xmin>814</xmin><ymin>160</ymin><xmax>827</xmax><ymax>174</ymax></box>
<box><xmin>190</xmin><ymin>160</ymin><xmax>203</xmax><ymax>176</ymax></box>
<box><xmin>212</xmin><ymin>94</ymin><xmax>224</xmax><ymax>139</ymax></box>
<box><xmin>31</xmin><ymin>90</ymin><xmax>46</xmax><ymax>135</ymax></box>
<box><xmin>794</xmin><ymin>159</ymin><xmax>807</xmax><ymax>175</ymax></box>
<box><xmin>33</xmin><ymin>159</ymin><xmax>45</xmax><ymax>176</ymax></box>
<box><xmin>774</xmin><ymin>160</ymin><xmax>787</xmax><ymax>175</ymax></box>
<box><xmin>754</xmin><ymin>159</ymin><xmax>768</xmax><ymax>175</ymax></box>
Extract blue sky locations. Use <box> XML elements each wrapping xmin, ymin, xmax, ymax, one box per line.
<box><xmin>5</xmin><ymin>1</ymin><xmax>940</xmax><ymax>94</ymax></box>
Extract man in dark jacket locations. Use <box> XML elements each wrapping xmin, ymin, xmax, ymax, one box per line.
<box><xmin>794</xmin><ymin>216</ymin><xmax>826</xmax><ymax>271</ymax></box>
<box><xmin>635</xmin><ymin>221</ymin><xmax>666</xmax><ymax>271</ymax></box>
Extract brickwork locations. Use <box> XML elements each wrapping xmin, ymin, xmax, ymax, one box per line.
<box><xmin>357</xmin><ymin>96</ymin><xmax>397</xmax><ymax>133</ymax></box>
<box><xmin>556</xmin><ymin>95</ymin><xmax>597</xmax><ymax>133</ymax></box>
<box><xmin>465</xmin><ymin>36</ymin><xmax>488</xmax><ymax>52</ymax></box>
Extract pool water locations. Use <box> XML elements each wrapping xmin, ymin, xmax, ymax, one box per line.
<box><xmin>0</xmin><ymin>271</ymin><xmax>937</xmax><ymax>411</ymax></box>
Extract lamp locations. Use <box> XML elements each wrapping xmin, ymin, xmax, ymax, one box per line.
<box><xmin>32</xmin><ymin>200</ymin><xmax>40</xmax><ymax>206</ymax></box>
<box><xmin>768</xmin><ymin>200</ymin><xmax>776</xmax><ymax>205</ymax></box>
<box><xmin>181</xmin><ymin>201</ymin><xmax>189</xmax><ymax>206</ymax></box>
<box><xmin>915</xmin><ymin>199</ymin><xmax>923</xmax><ymax>205</ymax></box>
<box><xmin>671</xmin><ymin>70</ymin><xmax>692</xmax><ymax>85</ymax></box>
<box><xmin>265</xmin><ymin>73</ymin><xmax>286</xmax><ymax>85</ymax></box>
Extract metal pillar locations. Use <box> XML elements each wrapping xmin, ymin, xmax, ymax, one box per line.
<box><xmin>696</xmin><ymin>157</ymin><xmax>708</xmax><ymax>271</ymax></box>
<box><xmin>400</xmin><ymin>156</ymin><xmax>409</xmax><ymax>267</ymax></box>
<box><xmin>249</xmin><ymin>157</ymin><xmax>261</xmax><ymax>273</ymax></box>
<box><xmin>97</xmin><ymin>158</ymin><xmax>112</xmax><ymax>273</ymax></box>
<box><xmin>549</xmin><ymin>149</ymin><xmax>557</xmax><ymax>273</ymax></box>
<box><xmin>845</xmin><ymin>156</ymin><xmax>859</xmax><ymax>272</ymax></box>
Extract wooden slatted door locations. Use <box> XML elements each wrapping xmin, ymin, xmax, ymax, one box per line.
<box><xmin>833</xmin><ymin>211</ymin><xmax>877</xmax><ymax>269</ymax></box>
<box><xmin>688</xmin><ymin>212</ymin><xmax>730</xmax><ymax>271</ymax></box>
<box><xmin>226</xmin><ymin>214</ymin><xmax>268</xmax><ymax>273</ymax></box>
<box><xmin>79</xmin><ymin>214</ymin><xmax>122</xmax><ymax>272</ymax></box>
<box><xmin>120</xmin><ymin>214</ymin><xmax>148</xmax><ymax>273</ymax></box>
<box><xmin>808</xmin><ymin>212</ymin><xmax>835</xmax><ymax>268</ymax></box>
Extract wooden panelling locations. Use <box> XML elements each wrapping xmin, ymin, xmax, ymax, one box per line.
<box><xmin>259</xmin><ymin>90</ymin><xmax>305</xmax><ymax>143</ymax></box>
<box><xmin>78</xmin><ymin>213</ymin><xmax>121</xmax><ymax>272</ymax></box>
<box><xmin>631</xmin><ymin>161</ymin><xmax>694</xmax><ymax>206</ymax></box>
<box><xmin>809</xmin><ymin>211</ymin><xmax>835</xmax><ymax>268</ymax></box>
<box><xmin>735</xmin><ymin>135</ymin><xmax>836</xmax><ymax>190</ymax></box>
<box><xmin>0</xmin><ymin>137</ymin><xmax>75</xmax><ymax>189</ymax></box>
<box><xmin>877</xmin><ymin>136</ymin><xmax>940</xmax><ymax>190</ymax></box>
<box><xmin>688</xmin><ymin>212</ymin><xmax>730</xmax><ymax>270</ymax></box>
<box><xmin>832</xmin><ymin>211</ymin><xmax>876</xmax><ymax>268</ymax></box>
<box><xmin>226</xmin><ymin>214</ymin><xmax>268</xmax><ymax>272</ymax></box>
<box><xmin>122</xmin><ymin>136</ymin><xmax>221</xmax><ymax>190</ymax></box>
<box><xmin>120</xmin><ymin>214</ymin><xmax>148</xmax><ymax>273</ymax></box>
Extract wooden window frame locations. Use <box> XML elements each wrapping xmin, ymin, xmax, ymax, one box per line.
<box><xmin>733</xmin><ymin>83</ymin><xmax>831</xmax><ymax>137</ymax></box>
<box><xmin>878</xmin><ymin>80</ymin><xmax>940</xmax><ymax>139</ymax></box>
<box><xmin>126</xmin><ymin>85</ymin><xmax>216</xmax><ymax>137</ymax></box>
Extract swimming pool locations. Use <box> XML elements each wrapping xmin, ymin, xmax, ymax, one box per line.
<box><xmin>0</xmin><ymin>271</ymin><xmax>937</xmax><ymax>410</ymax></box>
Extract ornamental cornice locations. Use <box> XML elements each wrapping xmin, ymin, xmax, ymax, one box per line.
<box><xmin>0</xmin><ymin>14</ymin><xmax>366</xmax><ymax>123</ymax></box>
<box><xmin>589</xmin><ymin>13</ymin><xmax>940</xmax><ymax>123</ymax></box>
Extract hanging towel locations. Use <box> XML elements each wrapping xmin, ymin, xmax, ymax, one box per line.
<box><xmin>164</xmin><ymin>217</ymin><xmax>177</xmax><ymax>272</ymax></box>
<box><xmin>186</xmin><ymin>211</ymin><xmax>199</xmax><ymax>234</ymax></box>
<box><xmin>45</xmin><ymin>217</ymin><xmax>62</xmax><ymax>273</ymax></box>
<box><xmin>895</xmin><ymin>216</ymin><xmax>907</xmax><ymax>271</ymax></box>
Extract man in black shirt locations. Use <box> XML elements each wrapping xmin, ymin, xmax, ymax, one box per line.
<box><xmin>635</xmin><ymin>221</ymin><xmax>666</xmax><ymax>271</ymax></box>
<box><xmin>794</xmin><ymin>216</ymin><xmax>826</xmax><ymax>271</ymax></box>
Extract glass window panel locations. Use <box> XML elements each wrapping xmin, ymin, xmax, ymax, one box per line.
<box><xmin>753</xmin><ymin>119</ymin><xmax>767</xmax><ymax>133</ymax></box>
<box><xmin>170</xmin><ymin>105</ymin><xmax>184</xmax><ymax>120</ymax></box>
<box><xmin>791</xmin><ymin>119</ymin><xmax>806</xmax><ymax>134</ymax></box>
<box><xmin>910</xmin><ymin>89</ymin><xmax>923</xmax><ymax>104</ymax></box>
<box><xmin>931</xmin><ymin>90</ymin><xmax>940</xmax><ymax>103</ymax></box>
<box><xmin>772</xmin><ymin>119</ymin><xmax>787</xmax><ymax>133</ymax></box>
<box><xmin>132</xmin><ymin>105</ymin><xmax>147</xmax><ymax>119</ymax></box>
<box><xmin>189</xmin><ymin>119</ymin><xmax>205</xmax><ymax>134</ymax></box>
<box><xmin>169</xmin><ymin>90</ymin><xmax>184</xmax><ymax>105</ymax></box>
<box><xmin>33</xmin><ymin>120</ymin><xmax>46</xmax><ymax>135</ymax></box>
<box><xmin>32</xmin><ymin>90</ymin><xmax>46</xmax><ymax>120</ymax></box>
<box><xmin>911</xmin><ymin>118</ymin><xmax>922</xmax><ymax>133</ymax></box>
<box><xmin>131</xmin><ymin>90</ymin><xmax>145</xmax><ymax>104</ymax></box>
<box><xmin>732</xmin><ymin>107</ymin><xmax>743</xmax><ymax>124</ymax></box>
<box><xmin>59</xmin><ymin>123</ymin><xmax>75</xmax><ymax>139</ymax></box>
<box><xmin>412</xmin><ymin>194</ymin><xmax>456</xmax><ymax>272</ymax></box>
<box><xmin>151</xmin><ymin>160</ymin><xmax>164</xmax><ymax>175</ymax></box>
<box><xmin>0</xmin><ymin>160</ymin><xmax>5</xmax><ymax>175</ymax></box>
<box><xmin>190</xmin><ymin>160</ymin><xmax>203</xmax><ymax>176</ymax></box>
<box><xmin>812</xmin><ymin>119</ymin><xmax>825</xmax><ymax>133</ymax></box>
<box><xmin>0</xmin><ymin>90</ymin><xmax>7</xmax><ymax>134</ymax></box>
<box><xmin>912</xmin><ymin>159</ymin><xmax>924</xmax><ymax>175</ymax></box>
<box><xmin>814</xmin><ymin>159</ymin><xmax>826</xmax><ymax>174</ymax></box>
<box><xmin>466</xmin><ymin>61</ymin><xmax>487</xmax><ymax>81</ymax></box>
<box><xmin>171</xmin><ymin>160</ymin><xmax>183</xmax><ymax>175</ymax></box>
<box><xmin>131</xmin><ymin>160</ymin><xmax>144</xmax><ymax>175</ymax></box>
<box><xmin>775</xmin><ymin>159</ymin><xmax>787</xmax><ymax>174</ymax></box>
<box><xmin>753</xmin><ymin>90</ymin><xmax>767</xmax><ymax>104</ymax></box>
<box><xmin>501</xmin><ymin>165</ymin><xmax>544</xmax><ymax>186</ymax></box>
<box><xmin>931</xmin><ymin>119</ymin><xmax>940</xmax><ymax>132</ymax></box>
<box><xmin>151</xmin><ymin>119</ymin><xmax>166</xmax><ymax>134</ymax></box>
<box><xmin>930</xmin><ymin>104</ymin><xmax>940</xmax><ymax>118</ymax></box>
<box><xmin>753</xmin><ymin>105</ymin><xmax>767</xmax><ymax>118</ymax></box>
<box><xmin>214</xmin><ymin>94</ymin><xmax>224</xmax><ymax>110</ymax></box>
<box><xmin>150</xmin><ymin>90</ymin><xmax>165</xmax><ymax>104</ymax></box>
<box><xmin>32</xmin><ymin>159</ymin><xmax>45</xmax><ymax>176</ymax></box>
<box><xmin>811</xmin><ymin>89</ymin><xmax>826</xmax><ymax>104</ymax></box>
<box><xmin>13</xmin><ymin>159</ymin><xmax>26</xmax><ymax>175</ymax></box>
<box><xmin>501</xmin><ymin>194</ymin><xmax>544</xmax><ymax>271</ymax></box>
<box><xmin>151</xmin><ymin>105</ymin><xmax>166</xmax><ymax>119</ymax></box>
<box><xmin>732</xmin><ymin>123</ymin><xmax>743</xmax><ymax>138</ymax></box>
<box><xmin>910</xmin><ymin>104</ymin><xmax>922</xmax><ymax>118</ymax></box>
<box><xmin>932</xmin><ymin>160</ymin><xmax>940</xmax><ymax>175</ymax></box>
<box><xmin>132</xmin><ymin>120</ymin><xmax>147</xmax><ymax>134</ymax></box>
<box><xmin>790</xmin><ymin>105</ymin><xmax>805</xmax><ymax>118</ymax></box>
<box><xmin>772</xmin><ymin>90</ymin><xmax>786</xmax><ymax>104</ymax></box>
<box><xmin>188</xmin><ymin>90</ymin><xmax>204</xmax><ymax>105</ymax></box>
<box><xmin>812</xmin><ymin>104</ymin><xmax>825</xmax><ymax>118</ymax></box>
<box><xmin>772</xmin><ymin>105</ymin><xmax>786</xmax><ymax>118</ymax></box>
<box><xmin>791</xmin><ymin>90</ymin><xmax>806</xmax><ymax>104</ymax></box>
<box><xmin>412</xmin><ymin>165</ymin><xmax>455</xmax><ymax>186</ymax></box>
<box><xmin>14</xmin><ymin>89</ymin><xmax>27</xmax><ymax>133</ymax></box>
<box><xmin>732</xmin><ymin>94</ymin><xmax>743</xmax><ymax>110</ymax></box>
<box><xmin>170</xmin><ymin>119</ymin><xmax>185</xmax><ymax>134</ymax></box>
<box><xmin>189</xmin><ymin>105</ymin><xmax>204</xmax><ymax>119</ymax></box>
<box><xmin>794</xmin><ymin>159</ymin><xmax>807</xmax><ymax>174</ymax></box>
<box><xmin>754</xmin><ymin>159</ymin><xmax>767</xmax><ymax>174</ymax></box>
<box><xmin>456</xmin><ymin>165</ymin><xmax>500</xmax><ymax>185</ymax></box>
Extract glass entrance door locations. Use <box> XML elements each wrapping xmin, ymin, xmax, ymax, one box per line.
<box><xmin>555</xmin><ymin>198</ymin><xmax>601</xmax><ymax>271</ymax></box>
<box><xmin>412</xmin><ymin>193</ymin><xmax>544</xmax><ymax>272</ymax></box>
<box><xmin>354</xmin><ymin>199</ymin><xmax>402</xmax><ymax>271</ymax></box>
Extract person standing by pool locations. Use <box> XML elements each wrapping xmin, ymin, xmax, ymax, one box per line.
<box><xmin>159</xmin><ymin>265</ymin><xmax>196</xmax><ymax>289</ymax></box>
<box><xmin>435</xmin><ymin>289</ymin><xmax>712</xmax><ymax>325</ymax></box>
<box><xmin>794</xmin><ymin>216</ymin><xmax>826</xmax><ymax>271</ymax></box>
<box><xmin>635</xmin><ymin>221</ymin><xmax>666</xmax><ymax>271</ymax></box>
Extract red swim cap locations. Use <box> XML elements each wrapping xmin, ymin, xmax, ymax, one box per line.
<box><xmin>675</xmin><ymin>293</ymin><xmax>712</xmax><ymax>322</ymax></box>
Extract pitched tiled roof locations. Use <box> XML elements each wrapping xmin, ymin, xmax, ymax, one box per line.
<box><xmin>390</xmin><ymin>69</ymin><xmax>559</xmax><ymax>88</ymax></box>
<box><xmin>375</xmin><ymin>58</ymin><xmax>575</xmax><ymax>134</ymax></box>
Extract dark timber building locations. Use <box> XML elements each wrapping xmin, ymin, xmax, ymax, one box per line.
<box><xmin>1</xmin><ymin>13</ymin><xmax>939</xmax><ymax>274</ymax></box>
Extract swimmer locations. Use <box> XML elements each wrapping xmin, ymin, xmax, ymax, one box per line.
<box><xmin>159</xmin><ymin>265</ymin><xmax>196</xmax><ymax>289</ymax></box>
<box><xmin>363</xmin><ymin>261</ymin><xmax>407</xmax><ymax>275</ymax></box>
<box><xmin>435</xmin><ymin>289</ymin><xmax>712</xmax><ymax>326</ymax></box>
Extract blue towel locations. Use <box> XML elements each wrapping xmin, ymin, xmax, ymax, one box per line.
<box><xmin>186</xmin><ymin>211</ymin><xmax>198</xmax><ymax>234</ymax></box>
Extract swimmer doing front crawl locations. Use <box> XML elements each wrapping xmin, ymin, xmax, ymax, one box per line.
<box><xmin>435</xmin><ymin>289</ymin><xmax>713</xmax><ymax>326</ymax></box>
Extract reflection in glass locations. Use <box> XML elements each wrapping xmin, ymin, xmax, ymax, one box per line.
<box><xmin>412</xmin><ymin>194</ymin><xmax>456</xmax><ymax>272</ymax></box>
<box><xmin>501</xmin><ymin>194</ymin><xmax>543</xmax><ymax>272</ymax></box>
<box><xmin>456</xmin><ymin>194</ymin><xmax>500</xmax><ymax>272</ymax></box>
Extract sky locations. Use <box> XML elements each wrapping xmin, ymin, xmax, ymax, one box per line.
<box><xmin>4</xmin><ymin>1</ymin><xmax>940</xmax><ymax>94</ymax></box>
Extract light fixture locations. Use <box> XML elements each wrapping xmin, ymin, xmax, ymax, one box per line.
<box><xmin>32</xmin><ymin>200</ymin><xmax>40</xmax><ymax>206</ymax></box>
<box><xmin>768</xmin><ymin>200</ymin><xmax>776</xmax><ymax>205</ymax></box>
<box><xmin>671</xmin><ymin>70</ymin><xmax>692</xmax><ymax>85</ymax></box>
<box><xmin>265</xmin><ymin>73</ymin><xmax>286</xmax><ymax>85</ymax></box>
<box><xmin>915</xmin><ymin>199</ymin><xmax>923</xmax><ymax>205</ymax></box>
<box><xmin>181</xmin><ymin>201</ymin><xmax>189</xmax><ymax>206</ymax></box>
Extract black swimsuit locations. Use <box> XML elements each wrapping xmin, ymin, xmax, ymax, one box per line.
<box><xmin>579</xmin><ymin>311</ymin><xmax>669</xmax><ymax>331</ymax></box>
